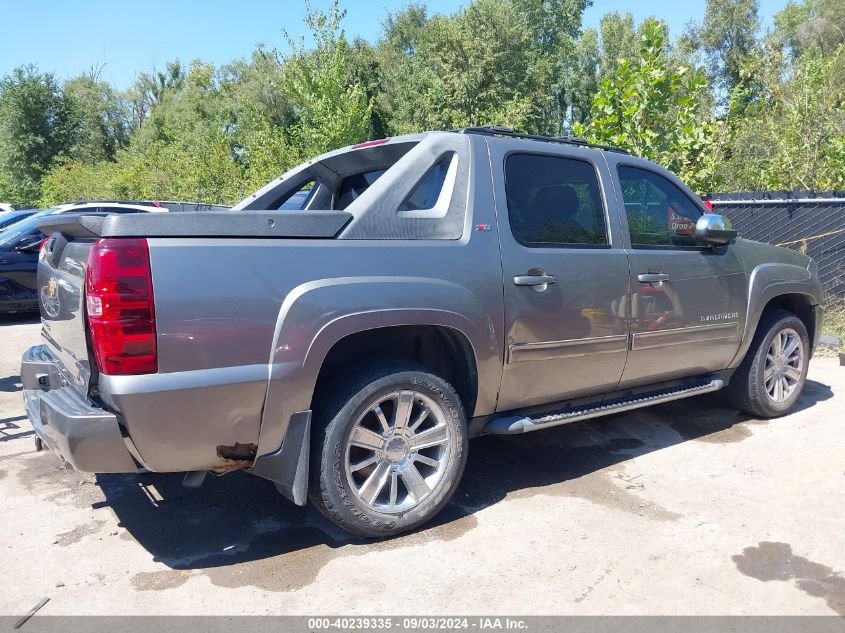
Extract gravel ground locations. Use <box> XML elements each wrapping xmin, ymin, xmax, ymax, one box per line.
<box><xmin>1</xmin><ymin>316</ymin><xmax>843</xmax><ymax>616</ymax></box>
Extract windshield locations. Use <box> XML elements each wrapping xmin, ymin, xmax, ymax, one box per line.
<box><xmin>0</xmin><ymin>213</ymin><xmax>45</xmax><ymax>246</ymax></box>
<box><xmin>0</xmin><ymin>213</ymin><xmax>31</xmax><ymax>230</ymax></box>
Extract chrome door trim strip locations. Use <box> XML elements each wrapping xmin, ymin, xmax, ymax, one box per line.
<box><xmin>508</xmin><ymin>334</ymin><xmax>628</xmax><ymax>363</ymax></box>
<box><xmin>631</xmin><ymin>322</ymin><xmax>739</xmax><ymax>351</ymax></box>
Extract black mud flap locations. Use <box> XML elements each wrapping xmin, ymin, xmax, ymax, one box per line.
<box><xmin>250</xmin><ymin>411</ymin><xmax>311</xmax><ymax>506</ymax></box>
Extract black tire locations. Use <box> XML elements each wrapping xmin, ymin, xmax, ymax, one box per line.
<box><xmin>309</xmin><ymin>360</ymin><xmax>468</xmax><ymax>538</ymax></box>
<box><xmin>727</xmin><ymin>309</ymin><xmax>810</xmax><ymax>418</ymax></box>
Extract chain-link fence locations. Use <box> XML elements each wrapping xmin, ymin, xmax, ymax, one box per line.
<box><xmin>707</xmin><ymin>191</ymin><xmax>845</xmax><ymax>297</ymax></box>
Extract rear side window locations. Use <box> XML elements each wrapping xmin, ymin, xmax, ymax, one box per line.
<box><xmin>505</xmin><ymin>154</ymin><xmax>608</xmax><ymax>246</ymax></box>
<box><xmin>617</xmin><ymin>166</ymin><xmax>702</xmax><ymax>248</ymax></box>
<box><xmin>278</xmin><ymin>180</ymin><xmax>317</xmax><ymax>210</ymax></box>
<box><xmin>399</xmin><ymin>154</ymin><xmax>453</xmax><ymax>212</ymax></box>
<box><xmin>336</xmin><ymin>170</ymin><xmax>386</xmax><ymax>210</ymax></box>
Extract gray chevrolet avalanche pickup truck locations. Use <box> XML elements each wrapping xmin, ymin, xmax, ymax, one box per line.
<box><xmin>22</xmin><ymin>126</ymin><xmax>823</xmax><ymax>537</ymax></box>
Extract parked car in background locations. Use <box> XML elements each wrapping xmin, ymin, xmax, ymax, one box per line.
<box><xmin>0</xmin><ymin>200</ymin><xmax>229</xmax><ymax>313</ymax></box>
<box><xmin>0</xmin><ymin>203</ymin><xmax>14</xmax><ymax>214</ymax></box>
<box><xmin>0</xmin><ymin>209</ymin><xmax>39</xmax><ymax>231</ymax></box>
<box><xmin>22</xmin><ymin>128</ymin><xmax>823</xmax><ymax>537</ymax></box>
<box><xmin>46</xmin><ymin>200</ymin><xmax>231</xmax><ymax>214</ymax></box>
<box><xmin>0</xmin><ymin>212</ymin><xmax>51</xmax><ymax>313</ymax></box>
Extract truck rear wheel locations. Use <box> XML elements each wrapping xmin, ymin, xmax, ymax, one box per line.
<box><xmin>727</xmin><ymin>309</ymin><xmax>810</xmax><ymax>418</ymax></box>
<box><xmin>309</xmin><ymin>361</ymin><xmax>468</xmax><ymax>538</ymax></box>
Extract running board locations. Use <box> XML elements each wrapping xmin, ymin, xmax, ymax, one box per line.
<box><xmin>484</xmin><ymin>379</ymin><xmax>724</xmax><ymax>435</ymax></box>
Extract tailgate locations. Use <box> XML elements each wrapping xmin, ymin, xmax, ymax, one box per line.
<box><xmin>33</xmin><ymin>208</ymin><xmax>352</xmax><ymax>392</ymax></box>
<box><xmin>38</xmin><ymin>236</ymin><xmax>96</xmax><ymax>392</ymax></box>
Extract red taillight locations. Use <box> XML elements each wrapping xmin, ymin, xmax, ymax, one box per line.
<box><xmin>703</xmin><ymin>199</ymin><xmax>714</xmax><ymax>211</ymax></box>
<box><xmin>38</xmin><ymin>237</ymin><xmax>50</xmax><ymax>261</ymax></box>
<box><xmin>85</xmin><ymin>238</ymin><xmax>157</xmax><ymax>375</ymax></box>
<box><xmin>353</xmin><ymin>138</ymin><xmax>390</xmax><ymax>149</ymax></box>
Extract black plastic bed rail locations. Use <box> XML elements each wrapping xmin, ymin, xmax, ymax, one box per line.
<box><xmin>35</xmin><ymin>210</ymin><xmax>353</xmax><ymax>240</ymax></box>
<box><xmin>457</xmin><ymin>125</ymin><xmax>631</xmax><ymax>155</ymax></box>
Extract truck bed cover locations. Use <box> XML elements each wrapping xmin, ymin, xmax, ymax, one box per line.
<box><xmin>36</xmin><ymin>210</ymin><xmax>353</xmax><ymax>239</ymax></box>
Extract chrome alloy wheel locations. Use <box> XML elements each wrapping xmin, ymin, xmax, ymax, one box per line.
<box><xmin>40</xmin><ymin>284</ymin><xmax>61</xmax><ymax>319</ymax></box>
<box><xmin>344</xmin><ymin>390</ymin><xmax>453</xmax><ymax>514</ymax></box>
<box><xmin>764</xmin><ymin>327</ymin><xmax>804</xmax><ymax>402</ymax></box>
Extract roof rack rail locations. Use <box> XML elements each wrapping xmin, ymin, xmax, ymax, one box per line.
<box><xmin>455</xmin><ymin>125</ymin><xmax>630</xmax><ymax>155</ymax></box>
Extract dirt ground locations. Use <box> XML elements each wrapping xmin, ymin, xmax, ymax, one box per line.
<box><xmin>1</xmin><ymin>315</ymin><xmax>843</xmax><ymax>616</ymax></box>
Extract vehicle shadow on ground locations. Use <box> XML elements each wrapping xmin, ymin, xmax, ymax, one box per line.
<box><xmin>96</xmin><ymin>378</ymin><xmax>833</xmax><ymax>575</ymax></box>
<box><xmin>0</xmin><ymin>414</ymin><xmax>33</xmax><ymax>442</ymax></box>
<box><xmin>0</xmin><ymin>313</ymin><xmax>40</xmax><ymax>326</ymax></box>
<box><xmin>0</xmin><ymin>375</ymin><xmax>22</xmax><ymax>392</ymax></box>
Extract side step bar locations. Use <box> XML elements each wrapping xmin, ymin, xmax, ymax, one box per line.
<box><xmin>484</xmin><ymin>379</ymin><xmax>724</xmax><ymax>435</ymax></box>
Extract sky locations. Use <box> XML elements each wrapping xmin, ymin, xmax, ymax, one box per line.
<box><xmin>0</xmin><ymin>0</ymin><xmax>787</xmax><ymax>89</ymax></box>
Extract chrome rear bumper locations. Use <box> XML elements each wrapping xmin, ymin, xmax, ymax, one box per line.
<box><xmin>21</xmin><ymin>345</ymin><xmax>138</xmax><ymax>473</ymax></box>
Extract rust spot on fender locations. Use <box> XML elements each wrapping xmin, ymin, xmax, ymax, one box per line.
<box><xmin>212</xmin><ymin>442</ymin><xmax>258</xmax><ymax>473</ymax></box>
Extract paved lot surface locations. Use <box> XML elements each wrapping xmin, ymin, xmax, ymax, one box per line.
<box><xmin>1</xmin><ymin>316</ymin><xmax>844</xmax><ymax>616</ymax></box>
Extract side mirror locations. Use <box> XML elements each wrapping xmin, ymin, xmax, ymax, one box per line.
<box><xmin>695</xmin><ymin>213</ymin><xmax>737</xmax><ymax>246</ymax></box>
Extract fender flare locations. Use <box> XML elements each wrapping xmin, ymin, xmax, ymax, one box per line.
<box><xmin>255</xmin><ymin>276</ymin><xmax>500</xmax><ymax>458</ymax></box>
<box><xmin>728</xmin><ymin>263</ymin><xmax>822</xmax><ymax>368</ymax></box>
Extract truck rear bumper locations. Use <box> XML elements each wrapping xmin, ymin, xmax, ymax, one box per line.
<box><xmin>21</xmin><ymin>345</ymin><xmax>139</xmax><ymax>473</ymax></box>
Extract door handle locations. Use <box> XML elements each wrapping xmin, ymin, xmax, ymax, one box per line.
<box><xmin>637</xmin><ymin>272</ymin><xmax>670</xmax><ymax>288</ymax></box>
<box><xmin>514</xmin><ymin>272</ymin><xmax>557</xmax><ymax>292</ymax></box>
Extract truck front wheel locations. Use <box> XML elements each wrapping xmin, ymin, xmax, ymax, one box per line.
<box><xmin>727</xmin><ymin>309</ymin><xmax>810</xmax><ymax>418</ymax></box>
<box><xmin>309</xmin><ymin>361</ymin><xmax>468</xmax><ymax>538</ymax></box>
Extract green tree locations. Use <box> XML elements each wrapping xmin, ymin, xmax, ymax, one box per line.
<box><xmin>598</xmin><ymin>12</ymin><xmax>641</xmax><ymax>79</ymax></box>
<box><xmin>124</xmin><ymin>61</ymin><xmax>185</xmax><ymax>133</ymax></box>
<box><xmin>382</xmin><ymin>2</ymin><xmax>430</xmax><ymax>55</ymax></box>
<box><xmin>686</xmin><ymin>0</ymin><xmax>760</xmax><ymax>98</ymax></box>
<box><xmin>281</xmin><ymin>0</ymin><xmax>373</xmax><ymax>160</ymax></box>
<box><xmin>775</xmin><ymin>0</ymin><xmax>845</xmax><ymax>57</ymax></box>
<box><xmin>0</xmin><ymin>65</ymin><xmax>78</xmax><ymax>204</ymax></box>
<box><xmin>43</xmin><ymin>58</ymin><xmax>253</xmax><ymax>206</ymax></box>
<box><xmin>512</xmin><ymin>0</ymin><xmax>591</xmax><ymax>132</ymax></box>
<box><xmin>65</xmin><ymin>68</ymin><xmax>128</xmax><ymax>163</ymax></box>
<box><xmin>386</xmin><ymin>0</ymin><xmax>555</xmax><ymax>133</ymax></box>
<box><xmin>575</xmin><ymin>20</ymin><xmax>720</xmax><ymax>192</ymax></box>
<box><xmin>563</xmin><ymin>27</ymin><xmax>599</xmax><ymax>126</ymax></box>
<box><xmin>716</xmin><ymin>43</ymin><xmax>845</xmax><ymax>190</ymax></box>
<box><xmin>40</xmin><ymin>0</ymin><xmax>375</xmax><ymax>206</ymax></box>
<box><xmin>513</xmin><ymin>0</ymin><xmax>588</xmax><ymax>53</ymax></box>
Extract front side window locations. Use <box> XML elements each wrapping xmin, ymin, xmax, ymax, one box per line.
<box><xmin>618</xmin><ymin>166</ymin><xmax>702</xmax><ymax>248</ymax></box>
<box><xmin>504</xmin><ymin>154</ymin><xmax>608</xmax><ymax>247</ymax></box>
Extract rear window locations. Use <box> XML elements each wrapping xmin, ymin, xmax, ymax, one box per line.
<box><xmin>336</xmin><ymin>170</ymin><xmax>386</xmax><ymax>210</ymax></box>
